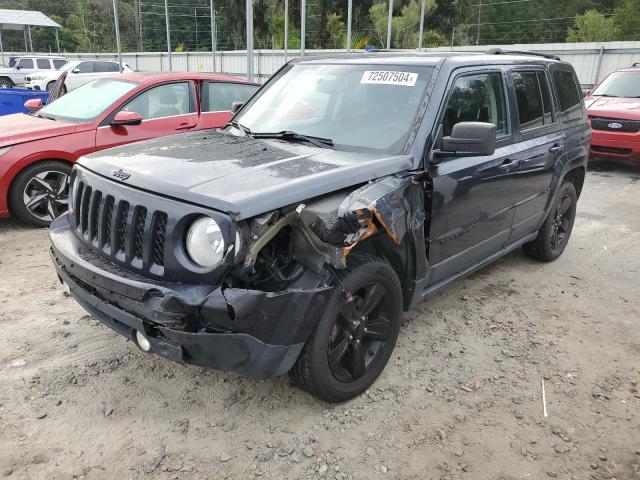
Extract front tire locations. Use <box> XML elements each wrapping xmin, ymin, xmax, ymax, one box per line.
<box><xmin>290</xmin><ymin>254</ymin><xmax>402</xmax><ymax>402</ymax></box>
<box><xmin>523</xmin><ymin>181</ymin><xmax>577</xmax><ymax>262</ymax></box>
<box><xmin>0</xmin><ymin>77</ymin><xmax>13</xmax><ymax>89</ymax></box>
<box><xmin>9</xmin><ymin>161</ymin><xmax>72</xmax><ymax>227</ymax></box>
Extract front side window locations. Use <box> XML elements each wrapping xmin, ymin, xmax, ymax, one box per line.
<box><xmin>38</xmin><ymin>79</ymin><xmax>137</xmax><ymax>122</ymax></box>
<box><xmin>202</xmin><ymin>82</ymin><xmax>258</xmax><ymax>112</ymax></box>
<box><xmin>18</xmin><ymin>59</ymin><xmax>34</xmax><ymax>69</ymax></box>
<box><xmin>442</xmin><ymin>72</ymin><xmax>507</xmax><ymax>137</ymax></box>
<box><xmin>553</xmin><ymin>70</ymin><xmax>581</xmax><ymax>112</ymax></box>
<box><xmin>36</xmin><ymin>59</ymin><xmax>51</xmax><ymax>70</ymax></box>
<box><xmin>122</xmin><ymin>82</ymin><xmax>191</xmax><ymax>120</ymax></box>
<box><xmin>235</xmin><ymin>63</ymin><xmax>433</xmax><ymax>152</ymax></box>
<box><xmin>591</xmin><ymin>71</ymin><xmax>640</xmax><ymax>98</ymax></box>
<box><xmin>75</xmin><ymin>62</ymin><xmax>93</xmax><ymax>74</ymax></box>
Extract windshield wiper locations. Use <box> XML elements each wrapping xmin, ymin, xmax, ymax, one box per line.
<box><xmin>251</xmin><ymin>130</ymin><xmax>334</xmax><ymax>149</ymax></box>
<box><xmin>593</xmin><ymin>94</ymin><xmax>620</xmax><ymax>98</ymax></box>
<box><xmin>227</xmin><ymin>119</ymin><xmax>252</xmax><ymax>136</ymax></box>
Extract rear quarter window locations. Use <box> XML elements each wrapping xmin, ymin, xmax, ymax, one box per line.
<box><xmin>552</xmin><ymin>69</ymin><xmax>583</xmax><ymax>121</ymax></box>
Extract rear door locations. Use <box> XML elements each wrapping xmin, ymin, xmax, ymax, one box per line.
<box><xmin>200</xmin><ymin>81</ymin><xmax>259</xmax><ymax>129</ymax></box>
<box><xmin>95</xmin><ymin>81</ymin><xmax>200</xmax><ymax>150</ymax></box>
<box><xmin>507</xmin><ymin>68</ymin><xmax>565</xmax><ymax>240</ymax></box>
<box><xmin>427</xmin><ymin>67</ymin><xmax>521</xmax><ymax>285</ymax></box>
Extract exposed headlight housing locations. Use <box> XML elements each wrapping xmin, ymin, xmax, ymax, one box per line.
<box><xmin>185</xmin><ymin>216</ymin><xmax>226</xmax><ymax>268</ymax></box>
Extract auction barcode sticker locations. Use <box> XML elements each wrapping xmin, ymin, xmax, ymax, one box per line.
<box><xmin>361</xmin><ymin>71</ymin><xmax>418</xmax><ymax>86</ymax></box>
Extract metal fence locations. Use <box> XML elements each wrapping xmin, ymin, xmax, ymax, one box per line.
<box><xmin>7</xmin><ymin>41</ymin><xmax>640</xmax><ymax>87</ymax></box>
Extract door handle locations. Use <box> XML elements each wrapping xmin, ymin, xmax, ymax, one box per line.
<box><xmin>498</xmin><ymin>158</ymin><xmax>519</xmax><ymax>169</ymax></box>
<box><xmin>175</xmin><ymin>122</ymin><xmax>197</xmax><ymax>131</ymax></box>
<box><xmin>549</xmin><ymin>144</ymin><xmax>563</xmax><ymax>154</ymax></box>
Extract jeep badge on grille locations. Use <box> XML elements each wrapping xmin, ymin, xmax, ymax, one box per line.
<box><xmin>112</xmin><ymin>169</ymin><xmax>131</xmax><ymax>181</ymax></box>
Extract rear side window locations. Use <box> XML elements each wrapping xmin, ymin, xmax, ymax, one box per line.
<box><xmin>442</xmin><ymin>72</ymin><xmax>508</xmax><ymax>137</ymax></box>
<box><xmin>36</xmin><ymin>59</ymin><xmax>51</xmax><ymax>69</ymax></box>
<box><xmin>95</xmin><ymin>62</ymin><xmax>120</xmax><ymax>72</ymax></box>
<box><xmin>512</xmin><ymin>71</ymin><xmax>554</xmax><ymax>129</ymax></box>
<box><xmin>552</xmin><ymin>70</ymin><xmax>581</xmax><ymax>112</ymax></box>
<box><xmin>202</xmin><ymin>82</ymin><xmax>259</xmax><ymax>112</ymax></box>
<box><xmin>53</xmin><ymin>59</ymin><xmax>67</xmax><ymax>69</ymax></box>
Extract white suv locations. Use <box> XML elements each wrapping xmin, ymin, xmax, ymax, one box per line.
<box><xmin>0</xmin><ymin>56</ymin><xmax>67</xmax><ymax>88</ymax></box>
<box><xmin>24</xmin><ymin>60</ymin><xmax>133</xmax><ymax>92</ymax></box>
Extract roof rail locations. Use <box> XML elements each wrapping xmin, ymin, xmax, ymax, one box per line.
<box><xmin>486</xmin><ymin>48</ymin><xmax>561</xmax><ymax>61</ymax></box>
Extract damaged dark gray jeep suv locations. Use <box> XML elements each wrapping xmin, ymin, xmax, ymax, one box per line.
<box><xmin>49</xmin><ymin>52</ymin><xmax>590</xmax><ymax>402</ymax></box>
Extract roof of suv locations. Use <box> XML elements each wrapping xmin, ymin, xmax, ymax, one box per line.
<box><xmin>292</xmin><ymin>51</ymin><xmax>566</xmax><ymax>68</ymax></box>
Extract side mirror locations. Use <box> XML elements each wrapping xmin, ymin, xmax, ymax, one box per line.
<box><xmin>24</xmin><ymin>98</ymin><xmax>43</xmax><ymax>112</ymax></box>
<box><xmin>231</xmin><ymin>101</ymin><xmax>245</xmax><ymax>113</ymax></box>
<box><xmin>440</xmin><ymin>122</ymin><xmax>496</xmax><ymax>156</ymax></box>
<box><xmin>15</xmin><ymin>65</ymin><xmax>21</xmax><ymax>70</ymax></box>
<box><xmin>111</xmin><ymin>111</ymin><xmax>142</xmax><ymax>126</ymax></box>
<box><xmin>72</xmin><ymin>68</ymin><xmax>81</xmax><ymax>74</ymax></box>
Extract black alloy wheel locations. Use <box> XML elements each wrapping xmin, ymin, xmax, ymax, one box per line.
<box><xmin>290</xmin><ymin>254</ymin><xmax>402</xmax><ymax>403</ymax></box>
<box><xmin>328</xmin><ymin>282</ymin><xmax>392</xmax><ymax>382</ymax></box>
<box><xmin>523</xmin><ymin>181</ymin><xmax>577</xmax><ymax>262</ymax></box>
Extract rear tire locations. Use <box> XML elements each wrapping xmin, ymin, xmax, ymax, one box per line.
<box><xmin>523</xmin><ymin>181</ymin><xmax>577</xmax><ymax>262</ymax></box>
<box><xmin>9</xmin><ymin>161</ymin><xmax>72</xmax><ymax>227</ymax></box>
<box><xmin>289</xmin><ymin>254</ymin><xmax>402</xmax><ymax>402</ymax></box>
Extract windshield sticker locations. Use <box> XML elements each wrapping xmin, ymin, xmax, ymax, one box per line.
<box><xmin>361</xmin><ymin>71</ymin><xmax>418</xmax><ymax>86</ymax></box>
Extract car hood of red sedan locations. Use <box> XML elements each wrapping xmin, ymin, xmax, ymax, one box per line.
<box><xmin>585</xmin><ymin>96</ymin><xmax>640</xmax><ymax>121</ymax></box>
<box><xmin>0</xmin><ymin>113</ymin><xmax>78</xmax><ymax>148</ymax></box>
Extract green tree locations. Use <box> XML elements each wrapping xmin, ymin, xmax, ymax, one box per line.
<box><xmin>613</xmin><ymin>0</ymin><xmax>640</xmax><ymax>40</ymax></box>
<box><xmin>326</xmin><ymin>12</ymin><xmax>345</xmax><ymax>48</ymax></box>
<box><xmin>566</xmin><ymin>10</ymin><xmax>619</xmax><ymax>42</ymax></box>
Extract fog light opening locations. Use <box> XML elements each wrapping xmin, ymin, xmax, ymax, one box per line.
<box><xmin>135</xmin><ymin>330</ymin><xmax>151</xmax><ymax>352</ymax></box>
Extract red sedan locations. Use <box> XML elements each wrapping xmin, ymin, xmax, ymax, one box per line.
<box><xmin>0</xmin><ymin>72</ymin><xmax>258</xmax><ymax>226</ymax></box>
<box><xmin>585</xmin><ymin>65</ymin><xmax>640</xmax><ymax>165</ymax></box>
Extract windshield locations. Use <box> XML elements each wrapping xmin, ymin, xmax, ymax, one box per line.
<box><xmin>39</xmin><ymin>78</ymin><xmax>137</xmax><ymax>122</ymax></box>
<box><xmin>235</xmin><ymin>63</ymin><xmax>433</xmax><ymax>152</ymax></box>
<box><xmin>592</xmin><ymin>71</ymin><xmax>640</xmax><ymax>98</ymax></box>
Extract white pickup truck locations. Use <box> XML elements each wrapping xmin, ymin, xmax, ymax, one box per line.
<box><xmin>0</xmin><ymin>55</ymin><xmax>67</xmax><ymax>88</ymax></box>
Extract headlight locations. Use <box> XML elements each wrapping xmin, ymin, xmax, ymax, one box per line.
<box><xmin>185</xmin><ymin>216</ymin><xmax>225</xmax><ymax>268</ymax></box>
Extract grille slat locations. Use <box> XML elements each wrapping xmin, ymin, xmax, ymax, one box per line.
<box><xmin>79</xmin><ymin>186</ymin><xmax>92</xmax><ymax>236</ymax></box>
<box><xmin>591</xmin><ymin>117</ymin><xmax>640</xmax><ymax>133</ymax></box>
<box><xmin>133</xmin><ymin>207</ymin><xmax>147</xmax><ymax>261</ymax></box>
<box><xmin>88</xmin><ymin>191</ymin><xmax>102</xmax><ymax>243</ymax></box>
<box><xmin>101</xmin><ymin>196</ymin><xmax>115</xmax><ymax>251</ymax></box>
<box><xmin>116</xmin><ymin>202</ymin><xmax>129</xmax><ymax>256</ymax></box>
<box><xmin>152</xmin><ymin>212</ymin><xmax>168</xmax><ymax>267</ymax></box>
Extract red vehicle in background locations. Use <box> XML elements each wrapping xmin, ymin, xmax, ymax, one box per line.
<box><xmin>0</xmin><ymin>72</ymin><xmax>258</xmax><ymax>226</ymax></box>
<box><xmin>585</xmin><ymin>64</ymin><xmax>640</xmax><ymax>165</ymax></box>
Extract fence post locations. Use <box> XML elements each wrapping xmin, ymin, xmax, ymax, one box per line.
<box><xmin>593</xmin><ymin>45</ymin><xmax>605</xmax><ymax>86</ymax></box>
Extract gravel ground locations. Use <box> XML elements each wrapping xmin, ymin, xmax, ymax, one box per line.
<box><xmin>0</xmin><ymin>161</ymin><xmax>639</xmax><ymax>480</ymax></box>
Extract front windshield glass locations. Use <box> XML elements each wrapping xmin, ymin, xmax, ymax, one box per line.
<box><xmin>235</xmin><ymin>63</ymin><xmax>434</xmax><ymax>152</ymax></box>
<box><xmin>592</xmin><ymin>71</ymin><xmax>640</xmax><ymax>98</ymax></box>
<box><xmin>39</xmin><ymin>78</ymin><xmax>137</xmax><ymax>122</ymax></box>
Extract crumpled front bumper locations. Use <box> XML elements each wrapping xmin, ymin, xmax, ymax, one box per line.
<box><xmin>49</xmin><ymin>214</ymin><xmax>333</xmax><ymax>379</ymax></box>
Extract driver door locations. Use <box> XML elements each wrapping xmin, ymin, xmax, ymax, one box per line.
<box><xmin>95</xmin><ymin>81</ymin><xmax>200</xmax><ymax>151</ymax></box>
<box><xmin>427</xmin><ymin>68</ymin><xmax>521</xmax><ymax>286</ymax></box>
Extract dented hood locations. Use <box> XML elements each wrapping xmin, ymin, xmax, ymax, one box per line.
<box><xmin>0</xmin><ymin>113</ymin><xmax>78</xmax><ymax>148</ymax></box>
<box><xmin>78</xmin><ymin>130</ymin><xmax>413</xmax><ymax>220</ymax></box>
